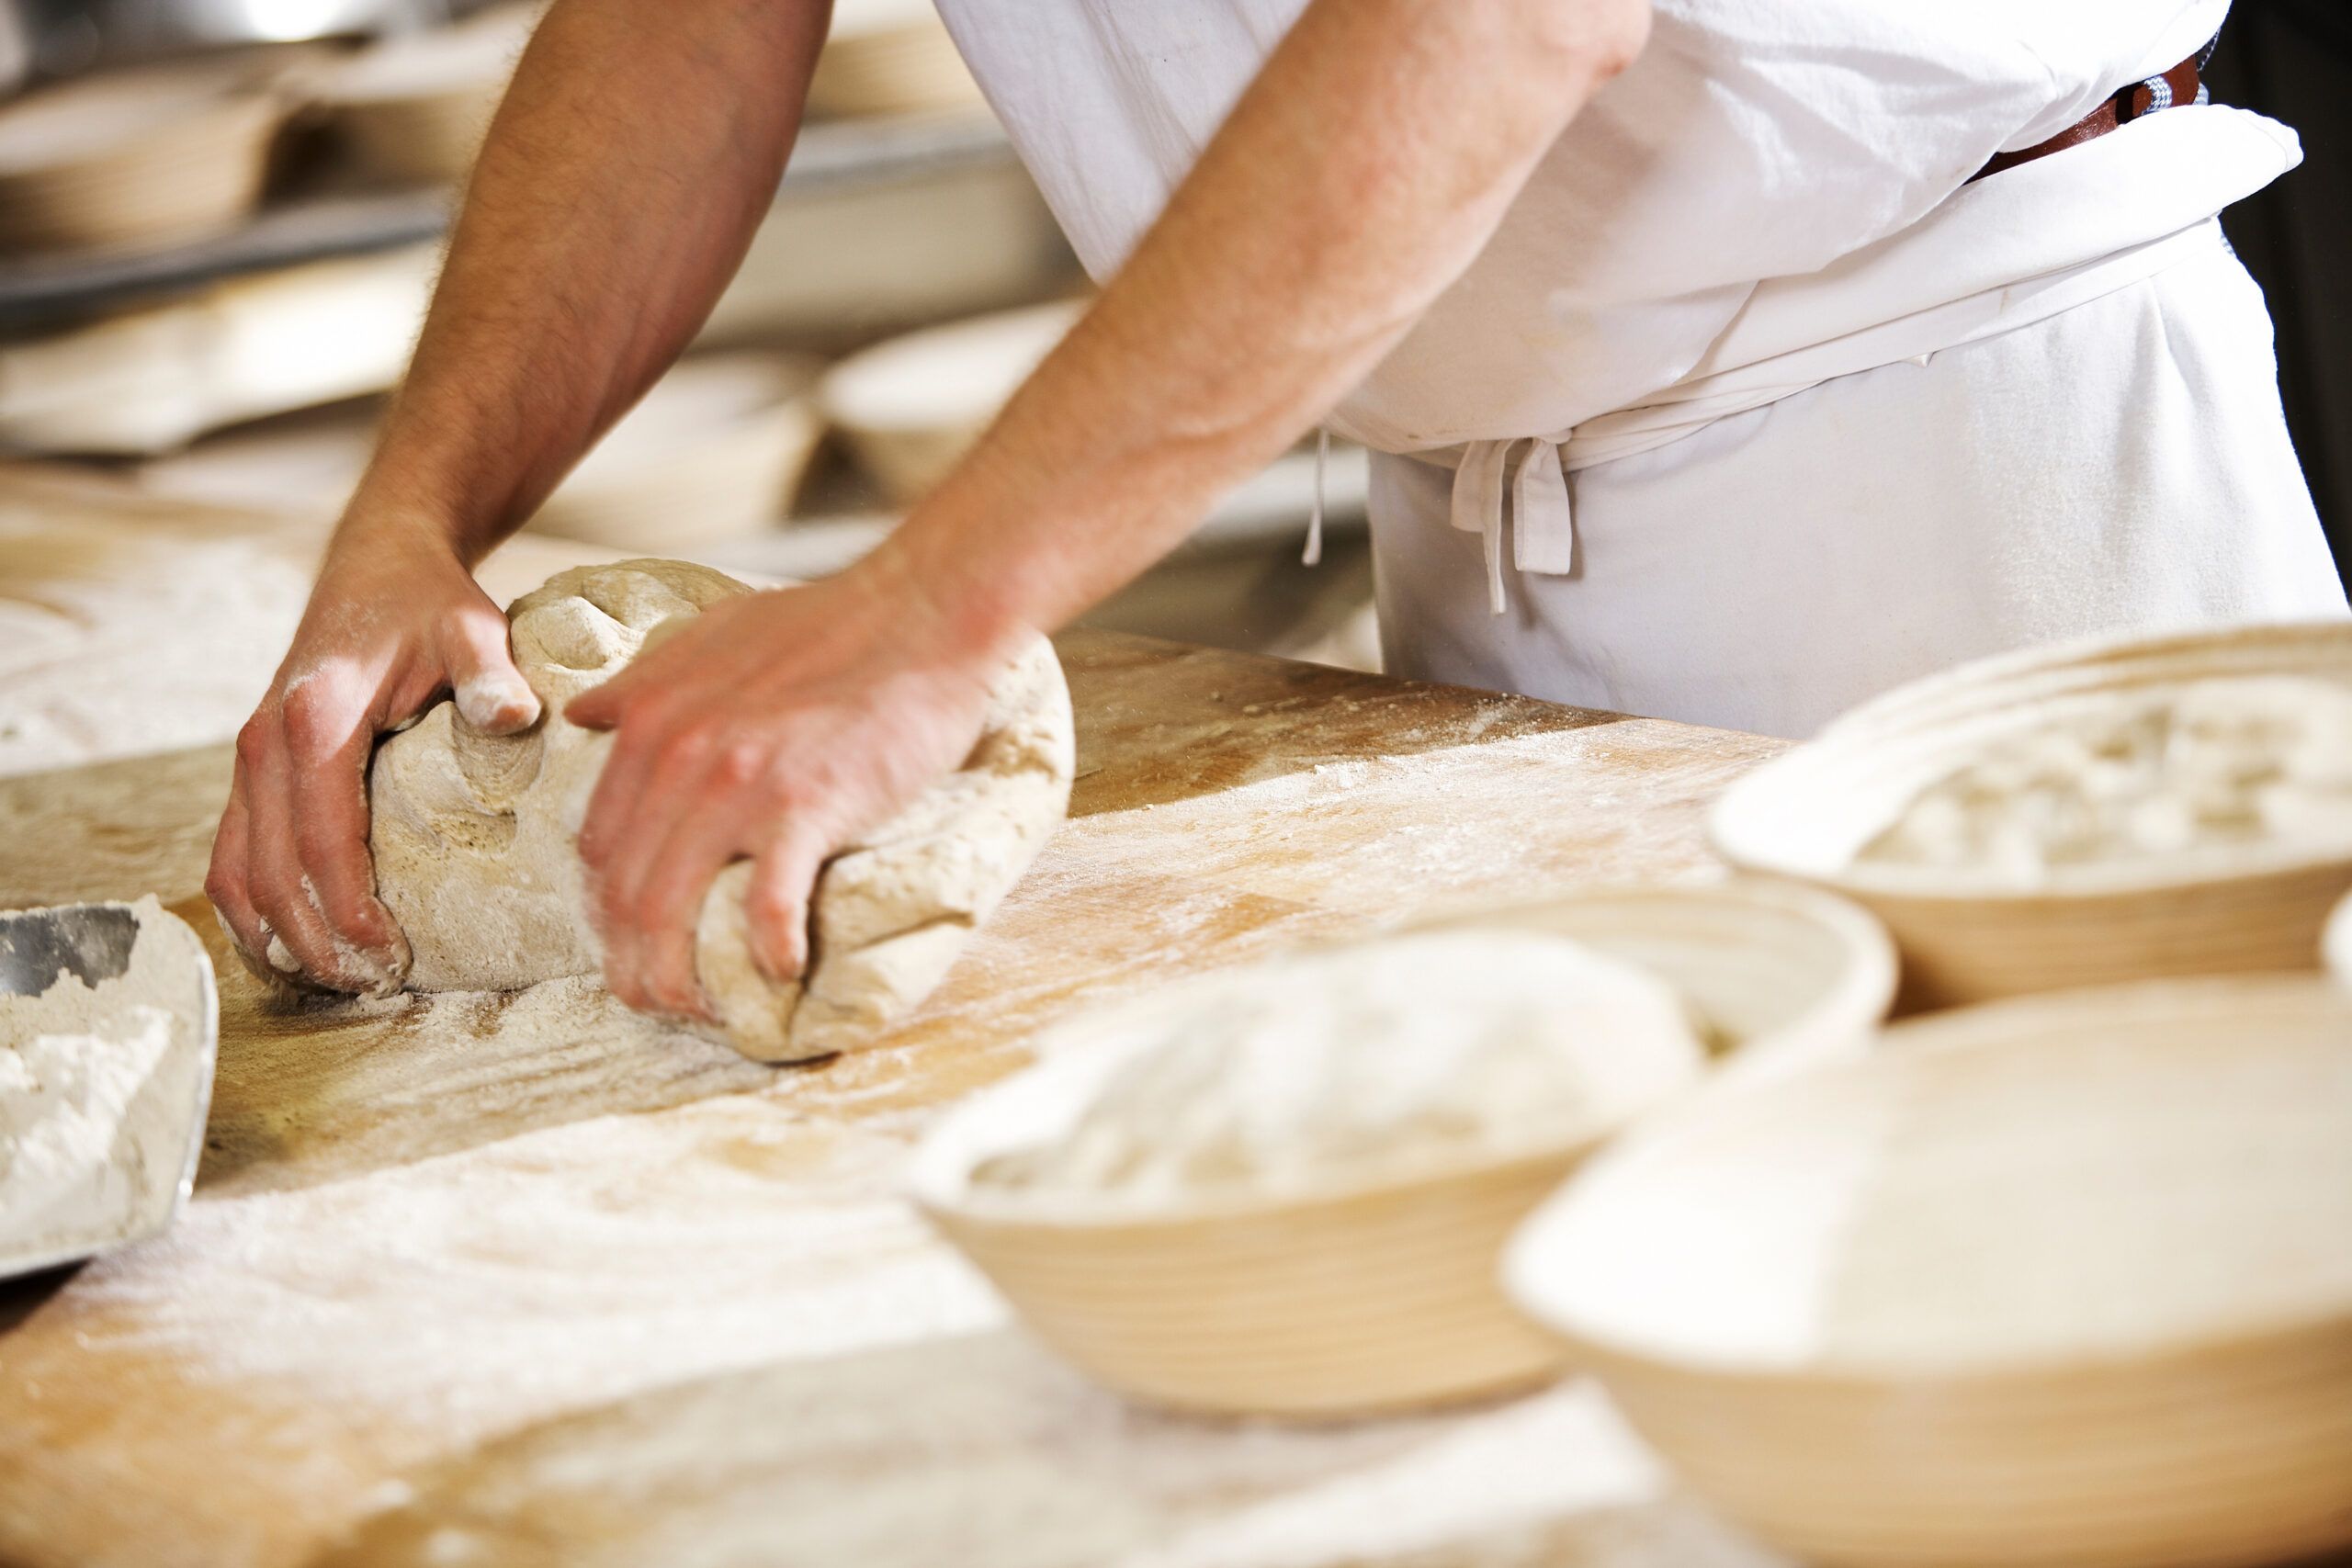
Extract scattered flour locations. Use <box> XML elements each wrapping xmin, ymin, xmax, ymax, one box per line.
<box><xmin>1</xmin><ymin>896</ymin><xmax>199</xmax><ymax>1259</ymax></box>
<box><xmin>0</xmin><ymin>515</ymin><xmax>309</xmax><ymax>779</ymax></box>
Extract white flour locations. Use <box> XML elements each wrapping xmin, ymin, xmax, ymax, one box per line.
<box><xmin>977</xmin><ymin>932</ymin><xmax>1703</xmax><ymax>1205</ymax></box>
<box><xmin>0</xmin><ymin>517</ymin><xmax>309</xmax><ymax>779</ymax></box>
<box><xmin>1</xmin><ymin>897</ymin><xmax>193</xmax><ymax>1258</ymax></box>
<box><xmin>1862</xmin><ymin>674</ymin><xmax>2352</xmax><ymax>881</ymax></box>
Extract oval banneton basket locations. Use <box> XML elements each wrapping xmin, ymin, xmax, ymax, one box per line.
<box><xmin>910</xmin><ymin>883</ymin><xmax>1895</xmax><ymax>1420</ymax></box>
<box><xmin>526</xmin><ymin>352</ymin><xmax>824</xmax><ymax>550</ymax></box>
<box><xmin>1506</xmin><ymin>975</ymin><xmax>2352</xmax><ymax>1568</ymax></box>
<box><xmin>0</xmin><ymin>56</ymin><xmax>296</xmax><ymax>253</ymax></box>
<box><xmin>308</xmin><ymin>6</ymin><xmax>537</xmax><ymax>186</ymax></box>
<box><xmin>818</xmin><ymin>299</ymin><xmax>1084</xmax><ymax>506</ymax></box>
<box><xmin>1712</xmin><ymin>622</ymin><xmax>2352</xmax><ymax>1009</ymax></box>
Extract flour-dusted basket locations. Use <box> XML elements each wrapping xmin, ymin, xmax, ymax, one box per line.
<box><xmin>1508</xmin><ymin>975</ymin><xmax>2352</xmax><ymax>1568</ymax></box>
<box><xmin>1407</xmin><ymin>881</ymin><xmax>1896</xmax><ymax>1089</ymax></box>
<box><xmin>308</xmin><ymin>6</ymin><xmax>536</xmax><ymax>186</ymax></box>
<box><xmin>0</xmin><ymin>56</ymin><xmax>296</xmax><ymax>253</ymax></box>
<box><xmin>1712</xmin><ymin>623</ymin><xmax>2352</xmax><ymax>1009</ymax></box>
<box><xmin>526</xmin><ymin>352</ymin><xmax>824</xmax><ymax>550</ymax></box>
<box><xmin>910</xmin><ymin>883</ymin><xmax>1896</xmax><ymax>1420</ymax></box>
<box><xmin>818</xmin><ymin>299</ymin><xmax>1083</xmax><ymax>505</ymax></box>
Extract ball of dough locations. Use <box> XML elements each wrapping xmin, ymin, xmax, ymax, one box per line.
<box><xmin>366</xmin><ymin>558</ymin><xmax>1075</xmax><ymax>1062</ymax></box>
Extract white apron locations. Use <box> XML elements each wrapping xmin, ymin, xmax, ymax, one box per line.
<box><xmin>936</xmin><ymin>0</ymin><xmax>2348</xmax><ymax>736</ymax></box>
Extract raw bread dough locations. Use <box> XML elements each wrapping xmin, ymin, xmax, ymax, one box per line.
<box><xmin>975</xmin><ymin>931</ymin><xmax>1706</xmax><ymax>1204</ymax></box>
<box><xmin>1860</xmin><ymin>675</ymin><xmax>2352</xmax><ymax>882</ymax></box>
<box><xmin>367</xmin><ymin>558</ymin><xmax>1074</xmax><ymax>1063</ymax></box>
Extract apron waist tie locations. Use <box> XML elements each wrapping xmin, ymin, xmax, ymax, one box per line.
<box><xmin>1449</xmin><ymin>435</ymin><xmax>1577</xmax><ymax>614</ymax></box>
<box><xmin>1295</xmin><ymin>428</ymin><xmax>1575</xmax><ymax>613</ymax></box>
<box><xmin>1391</xmin><ymin>217</ymin><xmax>2233</xmax><ymax>615</ymax></box>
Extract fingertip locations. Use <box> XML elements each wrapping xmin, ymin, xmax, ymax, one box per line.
<box><xmin>747</xmin><ymin>837</ymin><xmax>820</xmax><ymax>985</ymax></box>
<box><xmin>344</xmin><ymin>893</ymin><xmax>413</xmax><ymax>996</ymax></box>
<box><xmin>750</xmin><ymin>907</ymin><xmax>807</xmax><ymax>987</ymax></box>
<box><xmin>602</xmin><ymin>953</ymin><xmax>649</xmax><ymax>1017</ymax></box>
<box><xmin>564</xmin><ymin>681</ymin><xmax>620</xmax><ymax>730</ymax></box>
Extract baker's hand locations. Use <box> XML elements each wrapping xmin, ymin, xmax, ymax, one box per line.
<box><xmin>207</xmin><ymin>525</ymin><xmax>541</xmax><ymax>995</ymax></box>
<box><xmin>565</xmin><ymin>563</ymin><xmax>1006</xmax><ymax>1021</ymax></box>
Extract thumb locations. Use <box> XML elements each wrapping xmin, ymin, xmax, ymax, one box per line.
<box><xmin>441</xmin><ymin>603</ymin><xmax>543</xmax><ymax>735</ymax></box>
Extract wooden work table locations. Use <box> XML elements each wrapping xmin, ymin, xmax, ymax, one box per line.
<box><xmin>0</xmin><ymin>628</ymin><xmax>1787</xmax><ymax>1568</ymax></box>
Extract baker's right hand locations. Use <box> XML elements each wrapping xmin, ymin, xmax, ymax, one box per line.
<box><xmin>206</xmin><ymin>525</ymin><xmax>541</xmax><ymax>996</ymax></box>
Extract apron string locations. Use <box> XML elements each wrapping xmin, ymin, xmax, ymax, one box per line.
<box><xmin>1448</xmin><ymin>437</ymin><xmax>1577</xmax><ymax>614</ymax></box>
<box><xmin>1301</xmin><ymin>427</ymin><xmax>1329</xmax><ymax>567</ymax></box>
<box><xmin>1511</xmin><ymin>440</ymin><xmax>1576</xmax><ymax>575</ymax></box>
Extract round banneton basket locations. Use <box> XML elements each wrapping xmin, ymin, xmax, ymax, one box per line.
<box><xmin>309</xmin><ymin>6</ymin><xmax>537</xmax><ymax>186</ymax></box>
<box><xmin>910</xmin><ymin>883</ymin><xmax>1895</xmax><ymax>1420</ymax></box>
<box><xmin>527</xmin><ymin>352</ymin><xmax>823</xmax><ymax>550</ymax></box>
<box><xmin>819</xmin><ymin>299</ymin><xmax>1083</xmax><ymax>505</ymax></box>
<box><xmin>1507</xmin><ymin>975</ymin><xmax>2352</xmax><ymax>1568</ymax></box>
<box><xmin>0</xmin><ymin>56</ymin><xmax>296</xmax><ymax>253</ymax></box>
<box><xmin>1712</xmin><ymin>622</ymin><xmax>2352</xmax><ymax>1009</ymax></box>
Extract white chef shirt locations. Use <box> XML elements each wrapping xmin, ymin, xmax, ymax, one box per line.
<box><xmin>937</xmin><ymin>0</ymin><xmax>2267</xmax><ymax>446</ymax></box>
<box><xmin>931</xmin><ymin>0</ymin><xmax>2345</xmax><ymax>733</ymax></box>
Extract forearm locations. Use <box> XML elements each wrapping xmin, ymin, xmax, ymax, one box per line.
<box><xmin>871</xmin><ymin>0</ymin><xmax>1646</xmax><ymax>656</ymax></box>
<box><xmin>348</xmin><ymin>0</ymin><xmax>830</xmax><ymax>565</ymax></box>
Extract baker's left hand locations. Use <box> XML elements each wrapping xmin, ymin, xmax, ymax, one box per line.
<box><xmin>564</xmin><ymin>560</ymin><xmax>1011</xmax><ymax>1021</ymax></box>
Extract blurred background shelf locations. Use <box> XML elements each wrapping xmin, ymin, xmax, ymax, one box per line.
<box><xmin>0</xmin><ymin>111</ymin><xmax>1022</xmax><ymax>328</ymax></box>
<box><xmin>0</xmin><ymin>0</ymin><xmax>1376</xmax><ymax>679</ymax></box>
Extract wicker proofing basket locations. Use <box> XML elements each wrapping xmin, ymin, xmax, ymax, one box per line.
<box><xmin>1506</xmin><ymin>975</ymin><xmax>2352</xmax><ymax>1568</ymax></box>
<box><xmin>310</xmin><ymin>7</ymin><xmax>536</xmax><ymax>186</ymax></box>
<box><xmin>910</xmin><ymin>882</ymin><xmax>1896</xmax><ymax>1420</ymax></box>
<box><xmin>819</xmin><ymin>299</ymin><xmax>1083</xmax><ymax>504</ymax></box>
<box><xmin>330</xmin><ymin>87</ymin><xmax>499</xmax><ymax>186</ymax></box>
<box><xmin>526</xmin><ymin>352</ymin><xmax>824</xmax><ymax>550</ymax></box>
<box><xmin>1710</xmin><ymin>622</ymin><xmax>2352</xmax><ymax>1009</ymax></box>
<box><xmin>0</xmin><ymin>65</ymin><xmax>288</xmax><ymax>253</ymax></box>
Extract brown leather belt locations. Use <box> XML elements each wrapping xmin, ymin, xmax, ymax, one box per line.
<box><xmin>1970</xmin><ymin>52</ymin><xmax>2205</xmax><ymax>182</ymax></box>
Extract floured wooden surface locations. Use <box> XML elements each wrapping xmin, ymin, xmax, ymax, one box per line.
<box><xmin>0</xmin><ymin>461</ymin><xmax>621</xmax><ymax>779</ymax></box>
<box><xmin>0</xmin><ymin>619</ymin><xmax>1786</xmax><ymax>1568</ymax></box>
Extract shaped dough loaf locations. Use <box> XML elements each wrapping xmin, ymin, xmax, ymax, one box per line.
<box><xmin>367</xmin><ymin>558</ymin><xmax>1074</xmax><ymax>1062</ymax></box>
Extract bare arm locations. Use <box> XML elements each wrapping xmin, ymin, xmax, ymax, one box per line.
<box><xmin>569</xmin><ymin>0</ymin><xmax>1650</xmax><ymax>1017</ymax></box>
<box><xmin>208</xmin><ymin>0</ymin><xmax>831</xmax><ymax>990</ymax></box>
<box><xmin>361</xmin><ymin>0</ymin><xmax>831</xmax><ymax>556</ymax></box>
<box><xmin>875</xmin><ymin>0</ymin><xmax>1649</xmax><ymax>650</ymax></box>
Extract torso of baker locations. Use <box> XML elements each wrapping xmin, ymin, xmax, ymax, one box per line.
<box><xmin>947</xmin><ymin>0</ymin><xmax>2341</xmax><ymax>735</ymax></box>
<box><xmin>206</xmin><ymin>0</ymin><xmax>2346</xmax><ymax>1031</ymax></box>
